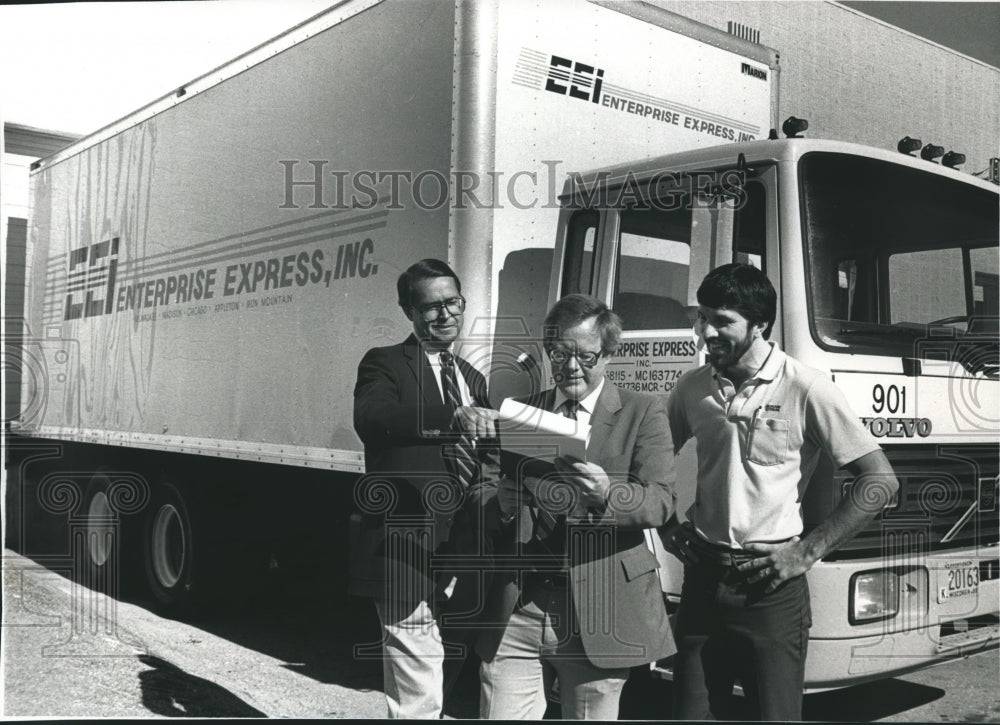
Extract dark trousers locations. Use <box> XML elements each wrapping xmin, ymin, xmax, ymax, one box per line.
<box><xmin>672</xmin><ymin>563</ymin><xmax>811</xmax><ymax>721</ymax></box>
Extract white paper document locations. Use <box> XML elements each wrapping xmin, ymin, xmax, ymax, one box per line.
<box><xmin>497</xmin><ymin>398</ymin><xmax>589</xmax><ymax>463</ymax></box>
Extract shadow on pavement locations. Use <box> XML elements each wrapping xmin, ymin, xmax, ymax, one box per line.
<box><xmin>804</xmin><ymin>678</ymin><xmax>945</xmax><ymax>721</ymax></box>
<box><xmin>138</xmin><ymin>654</ymin><xmax>266</xmax><ymax>717</ymax></box>
<box><xmin>168</xmin><ymin>572</ymin><xmax>385</xmax><ymax>694</ymax></box>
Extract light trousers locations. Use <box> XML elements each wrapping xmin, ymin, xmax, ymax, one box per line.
<box><xmin>374</xmin><ymin>598</ymin><xmax>444</xmax><ymax>719</ymax></box>
<box><xmin>480</xmin><ymin>584</ymin><xmax>630</xmax><ymax>720</ymax></box>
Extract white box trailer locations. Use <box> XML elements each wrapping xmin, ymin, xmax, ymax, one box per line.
<box><xmin>12</xmin><ymin>0</ymin><xmax>776</xmax><ymax>610</ymax></box>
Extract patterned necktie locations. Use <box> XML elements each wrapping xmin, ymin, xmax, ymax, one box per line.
<box><xmin>531</xmin><ymin>398</ymin><xmax>581</xmax><ymax>549</ymax></box>
<box><xmin>562</xmin><ymin>399</ymin><xmax>579</xmax><ymax>420</ymax></box>
<box><xmin>439</xmin><ymin>351</ymin><xmax>479</xmax><ymax>488</ymax></box>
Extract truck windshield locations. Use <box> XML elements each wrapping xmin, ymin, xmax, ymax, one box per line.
<box><xmin>801</xmin><ymin>152</ymin><xmax>999</xmax><ymax>357</ymax></box>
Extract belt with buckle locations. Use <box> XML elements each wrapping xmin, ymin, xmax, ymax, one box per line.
<box><xmin>683</xmin><ymin>531</ymin><xmax>757</xmax><ymax>567</ymax></box>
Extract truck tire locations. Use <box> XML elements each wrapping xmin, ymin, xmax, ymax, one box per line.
<box><xmin>143</xmin><ymin>476</ymin><xmax>272</xmax><ymax>613</ymax></box>
<box><xmin>81</xmin><ymin>468</ymin><xmax>146</xmax><ymax>597</ymax></box>
<box><xmin>143</xmin><ymin>481</ymin><xmax>203</xmax><ymax>612</ymax></box>
<box><xmin>84</xmin><ymin>477</ymin><xmax>115</xmax><ymax>567</ymax></box>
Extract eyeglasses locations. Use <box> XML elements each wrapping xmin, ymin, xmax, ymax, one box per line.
<box><xmin>547</xmin><ymin>347</ymin><xmax>604</xmax><ymax>368</ymax></box>
<box><xmin>413</xmin><ymin>295</ymin><xmax>466</xmax><ymax>320</ymax></box>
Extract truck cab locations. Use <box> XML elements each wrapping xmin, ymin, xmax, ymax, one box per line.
<box><xmin>549</xmin><ymin>137</ymin><xmax>999</xmax><ymax>689</ymax></box>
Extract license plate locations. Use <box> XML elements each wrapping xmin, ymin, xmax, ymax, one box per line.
<box><xmin>938</xmin><ymin>561</ymin><xmax>980</xmax><ymax>602</ymax></box>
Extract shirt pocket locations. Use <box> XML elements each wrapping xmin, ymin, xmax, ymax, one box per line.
<box><xmin>748</xmin><ymin>416</ymin><xmax>789</xmax><ymax>466</ymax></box>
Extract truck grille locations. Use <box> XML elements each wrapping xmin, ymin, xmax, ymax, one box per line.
<box><xmin>831</xmin><ymin>444</ymin><xmax>999</xmax><ymax>558</ymax></box>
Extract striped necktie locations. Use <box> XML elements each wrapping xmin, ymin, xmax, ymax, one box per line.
<box><xmin>439</xmin><ymin>351</ymin><xmax>479</xmax><ymax>488</ymax></box>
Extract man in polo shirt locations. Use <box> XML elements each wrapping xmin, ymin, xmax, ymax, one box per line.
<box><xmin>664</xmin><ymin>263</ymin><xmax>898</xmax><ymax>721</ymax></box>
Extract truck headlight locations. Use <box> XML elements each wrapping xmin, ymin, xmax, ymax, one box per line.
<box><xmin>850</xmin><ymin>570</ymin><xmax>899</xmax><ymax>624</ymax></box>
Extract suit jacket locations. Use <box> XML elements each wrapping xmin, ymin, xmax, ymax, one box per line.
<box><xmin>351</xmin><ymin>333</ymin><xmax>498</xmax><ymax>600</ymax></box>
<box><xmin>476</xmin><ymin>383</ymin><xmax>677</xmax><ymax>669</ymax></box>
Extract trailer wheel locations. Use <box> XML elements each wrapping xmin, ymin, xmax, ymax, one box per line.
<box><xmin>143</xmin><ymin>481</ymin><xmax>201</xmax><ymax>611</ymax></box>
<box><xmin>85</xmin><ymin>482</ymin><xmax>115</xmax><ymax>568</ymax></box>
<box><xmin>81</xmin><ymin>468</ymin><xmax>144</xmax><ymax>595</ymax></box>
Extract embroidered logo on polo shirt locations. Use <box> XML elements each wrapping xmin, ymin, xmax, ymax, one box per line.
<box><xmin>765</xmin><ymin>404</ymin><xmax>781</xmax><ymax>412</ymax></box>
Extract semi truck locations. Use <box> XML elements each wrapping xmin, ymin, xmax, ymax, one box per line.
<box><xmin>549</xmin><ymin>136</ymin><xmax>999</xmax><ymax>689</ymax></box>
<box><xmin>6</xmin><ymin>0</ymin><xmax>997</xmax><ymax>695</ymax></box>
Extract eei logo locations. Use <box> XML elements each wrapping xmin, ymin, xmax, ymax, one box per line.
<box><xmin>545</xmin><ymin>55</ymin><xmax>604</xmax><ymax>103</ymax></box>
<box><xmin>65</xmin><ymin>237</ymin><xmax>119</xmax><ymax>320</ymax></box>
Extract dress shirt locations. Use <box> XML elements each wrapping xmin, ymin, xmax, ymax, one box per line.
<box><xmin>552</xmin><ymin>378</ymin><xmax>604</xmax><ymax>432</ymax></box>
<box><xmin>424</xmin><ymin>348</ymin><xmax>473</xmax><ymax>406</ymax></box>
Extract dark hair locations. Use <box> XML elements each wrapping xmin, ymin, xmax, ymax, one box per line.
<box><xmin>397</xmin><ymin>258</ymin><xmax>461</xmax><ymax>310</ymax></box>
<box><xmin>544</xmin><ymin>294</ymin><xmax>622</xmax><ymax>354</ymax></box>
<box><xmin>696</xmin><ymin>263</ymin><xmax>776</xmax><ymax>338</ymax></box>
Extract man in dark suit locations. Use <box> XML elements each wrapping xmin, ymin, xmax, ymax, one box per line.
<box><xmin>477</xmin><ymin>294</ymin><xmax>677</xmax><ymax>720</ymax></box>
<box><xmin>352</xmin><ymin>258</ymin><xmax>498</xmax><ymax>719</ymax></box>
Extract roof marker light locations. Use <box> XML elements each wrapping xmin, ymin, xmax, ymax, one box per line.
<box><xmin>942</xmin><ymin>151</ymin><xmax>966</xmax><ymax>169</ymax></box>
<box><xmin>897</xmin><ymin>136</ymin><xmax>921</xmax><ymax>155</ymax></box>
<box><xmin>920</xmin><ymin>144</ymin><xmax>945</xmax><ymax>162</ymax></box>
<box><xmin>782</xmin><ymin>116</ymin><xmax>808</xmax><ymax>138</ymax></box>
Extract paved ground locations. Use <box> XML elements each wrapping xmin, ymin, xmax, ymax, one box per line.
<box><xmin>3</xmin><ymin>548</ymin><xmax>998</xmax><ymax>720</ymax></box>
<box><xmin>2</xmin><ymin>549</ymin><xmax>385</xmax><ymax>718</ymax></box>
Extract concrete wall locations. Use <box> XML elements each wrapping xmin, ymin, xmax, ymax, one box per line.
<box><xmin>649</xmin><ymin>1</ymin><xmax>999</xmax><ymax>175</ymax></box>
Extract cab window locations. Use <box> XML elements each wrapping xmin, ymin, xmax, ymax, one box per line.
<box><xmin>561</xmin><ymin>210</ymin><xmax>598</xmax><ymax>295</ymax></box>
<box><xmin>612</xmin><ymin>182</ymin><xmax>766</xmax><ymax>331</ymax></box>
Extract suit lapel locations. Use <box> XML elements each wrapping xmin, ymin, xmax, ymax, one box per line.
<box><xmin>402</xmin><ymin>335</ymin><xmax>442</xmax><ymax>406</ymax></box>
<box><xmin>586</xmin><ymin>383</ymin><xmax>621</xmax><ymax>461</ymax></box>
<box><xmin>456</xmin><ymin>355</ymin><xmax>484</xmax><ymax>407</ymax></box>
<box><xmin>541</xmin><ymin>388</ymin><xmax>558</xmax><ymax>414</ymax></box>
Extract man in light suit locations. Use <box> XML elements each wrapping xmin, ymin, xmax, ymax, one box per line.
<box><xmin>476</xmin><ymin>293</ymin><xmax>676</xmax><ymax>720</ymax></box>
<box><xmin>352</xmin><ymin>258</ymin><xmax>499</xmax><ymax>719</ymax></box>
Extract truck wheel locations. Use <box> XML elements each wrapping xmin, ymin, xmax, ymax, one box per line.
<box><xmin>143</xmin><ymin>481</ymin><xmax>202</xmax><ymax>611</ymax></box>
<box><xmin>85</xmin><ymin>478</ymin><xmax>115</xmax><ymax>569</ymax></box>
<box><xmin>81</xmin><ymin>468</ymin><xmax>144</xmax><ymax>596</ymax></box>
